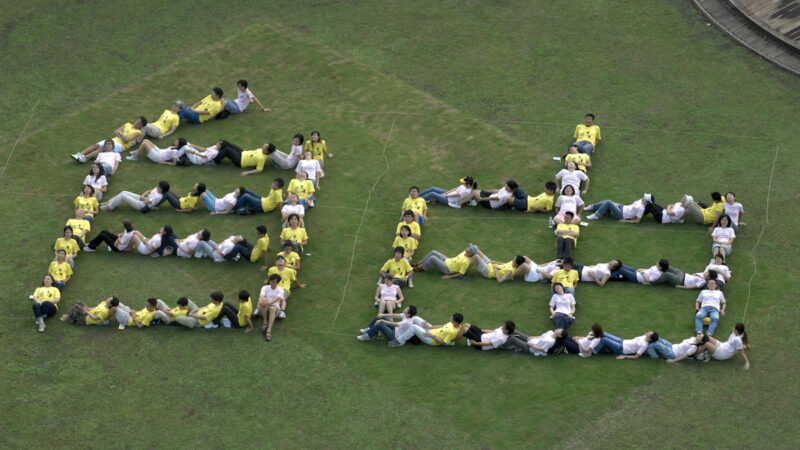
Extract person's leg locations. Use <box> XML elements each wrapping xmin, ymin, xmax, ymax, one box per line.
<box><xmin>610</xmin><ymin>265</ymin><xmax>638</xmax><ymax>282</ymax></box>
<box><xmin>365</xmin><ymin>317</ymin><xmax>382</xmax><ymax>337</ymax></box>
<box><xmin>475</xmin><ymin>256</ymin><xmax>490</xmax><ymax>278</ymax></box>
<box><xmin>102</xmin><ymin>192</ymin><xmax>127</xmax><ymax>210</ymax></box>
<box><xmin>584</xmin><ymin>199</ymin><xmax>609</xmax><ymax>214</ymax></box>
<box><xmin>685</xmin><ymin>200</ymin><xmax>704</xmax><ymax>224</ymax></box>
<box><xmin>238</xmin><ymin>194</ymin><xmax>265</xmax><ymax>213</ymax></box>
<box><xmin>607</xmin><ymin>202</ymin><xmax>624</xmax><ymax>219</ymax></box>
<box><xmin>394</xmin><ymin>325</ymin><xmax>417</xmax><ymax>345</ymax></box>
<box><xmin>115</xmin><ymin>304</ymin><xmax>132</xmax><ymax>325</ymax></box>
<box><xmin>87</xmin><ymin>230</ymin><xmax>119</xmax><ymax>250</ymax></box>
<box><xmin>270</xmin><ymin>150</ymin><xmax>292</xmax><ymax>169</ymax></box>
<box><xmin>594</xmin><ymin>333</ymin><xmax>623</xmax><ymax>354</ymax></box>
<box><xmin>576</xmin><ymin>141</ymin><xmax>594</xmax><ymax>156</ymax></box>
<box><xmin>52</xmin><ymin>280</ymin><xmax>65</xmax><ymax>291</ymax></box>
<box><xmin>645</xmin><ymin>202</ymin><xmax>664</xmax><ymax>222</ymax></box>
<box><xmin>163</xmin><ymin>191</ymin><xmax>182</xmax><ymax>209</ymax></box>
<box><xmin>558</xmin><ymin>337</ymin><xmax>582</xmax><ymax>354</ymax></box>
<box><xmin>265</xmin><ymin>306</ymin><xmax>278</xmax><ymax>337</ymax></box>
<box><xmin>552</xmin><ymin>313</ymin><xmax>566</xmax><ymax>330</ymax></box>
<box><xmin>193</xmin><ymin>240</ymin><xmax>217</xmax><ymax>258</ymax></box>
<box><xmin>376</xmin><ymin>322</ymin><xmax>396</xmax><ymax>340</ymax></box>
<box><xmin>120</xmin><ymin>192</ymin><xmax>146</xmax><ymax>211</ymax></box>
<box><xmin>201</xmin><ymin>192</ymin><xmax>217</xmax><ymax>212</ymax></box>
<box><xmin>647</xmin><ymin>338</ymin><xmax>674</xmax><ymax>359</ymax></box>
<box><xmin>178</xmin><ymin>109</ymin><xmax>200</xmax><ymax>124</ymax></box>
<box><xmin>707</xmin><ymin>309</ymin><xmax>721</xmax><ymax>336</ymax></box>
<box><xmin>499</xmin><ymin>332</ymin><xmax>530</xmax><ymax>352</ymax></box>
<box><xmin>216</xmin><ymin>303</ymin><xmax>239</xmax><ymax>326</ymax></box>
<box><xmin>224</xmin><ymin>99</ymin><xmax>242</xmax><ymax>114</ymax></box>
<box><xmin>463</xmin><ymin>324</ymin><xmax>483</xmax><ymax>342</ymax></box>
<box><xmin>694</xmin><ymin>308</ymin><xmax>709</xmax><ymax>334</ymax></box>
<box><xmin>411</xmin><ymin>325</ymin><xmax>434</xmax><ymax>345</ymax></box>
<box><xmin>175</xmin><ymin>315</ymin><xmax>199</xmax><ymax>328</ymax></box>
<box><xmin>421</xmin><ymin>189</ymin><xmax>449</xmax><ymax>204</ymax></box>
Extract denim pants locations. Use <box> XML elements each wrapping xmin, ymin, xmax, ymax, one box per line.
<box><xmin>695</xmin><ymin>306</ymin><xmax>720</xmax><ymax>335</ymax></box>
<box><xmin>178</xmin><ymin>108</ymin><xmax>201</xmax><ymax>124</ymax></box>
<box><xmin>552</xmin><ymin>312</ymin><xmax>574</xmax><ymax>330</ymax></box>
<box><xmin>586</xmin><ymin>200</ymin><xmax>623</xmax><ymax>219</ymax></box>
<box><xmin>610</xmin><ymin>265</ymin><xmax>639</xmax><ymax>282</ymax></box>
<box><xmin>156</xmin><ymin>234</ymin><xmax>180</xmax><ymax>255</ymax></box>
<box><xmin>33</xmin><ymin>301</ymin><xmax>57</xmax><ymax>320</ymax></box>
<box><xmin>52</xmin><ymin>280</ymin><xmax>65</xmax><ymax>291</ymax></box>
<box><xmin>646</xmin><ymin>338</ymin><xmax>675</xmax><ymax>359</ymax></box>
<box><xmin>224</xmin><ymin>99</ymin><xmax>242</xmax><ymax>114</ymax></box>
<box><xmin>193</xmin><ymin>240</ymin><xmax>217</xmax><ymax>258</ymax></box>
<box><xmin>238</xmin><ymin>193</ymin><xmax>265</xmax><ymax>213</ymax></box>
<box><xmin>366</xmin><ymin>317</ymin><xmax>396</xmax><ymax>340</ymax></box>
<box><xmin>420</xmin><ymin>187</ymin><xmax>449</xmax><ymax>205</ymax></box>
<box><xmin>574</xmin><ymin>141</ymin><xmax>594</xmax><ymax>156</ymax></box>
<box><xmin>202</xmin><ymin>191</ymin><xmax>218</xmax><ymax>212</ymax></box>
<box><xmin>594</xmin><ymin>332</ymin><xmax>624</xmax><ymax>354</ymax></box>
<box><xmin>225</xmin><ymin>243</ymin><xmax>253</xmax><ymax>260</ymax></box>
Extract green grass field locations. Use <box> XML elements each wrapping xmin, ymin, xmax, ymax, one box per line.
<box><xmin>2</xmin><ymin>1</ymin><xmax>799</xmax><ymax>448</ymax></box>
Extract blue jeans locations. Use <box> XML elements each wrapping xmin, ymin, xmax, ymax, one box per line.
<box><xmin>33</xmin><ymin>301</ymin><xmax>57</xmax><ymax>320</ymax></box>
<box><xmin>194</xmin><ymin>240</ymin><xmax>217</xmax><ymax>258</ymax></box>
<box><xmin>611</xmin><ymin>265</ymin><xmax>639</xmax><ymax>282</ymax></box>
<box><xmin>202</xmin><ymin>191</ymin><xmax>218</xmax><ymax>212</ymax></box>
<box><xmin>552</xmin><ymin>312</ymin><xmax>574</xmax><ymax>330</ymax></box>
<box><xmin>178</xmin><ymin>108</ymin><xmax>201</xmax><ymax>124</ymax></box>
<box><xmin>647</xmin><ymin>338</ymin><xmax>674</xmax><ymax>359</ymax></box>
<box><xmin>299</xmin><ymin>196</ymin><xmax>315</xmax><ymax>209</ymax></box>
<box><xmin>420</xmin><ymin>187</ymin><xmax>449</xmax><ymax>205</ymax></box>
<box><xmin>224</xmin><ymin>99</ymin><xmax>242</xmax><ymax>114</ymax></box>
<box><xmin>586</xmin><ymin>200</ymin><xmax>623</xmax><ymax>219</ymax></box>
<box><xmin>225</xmin><ymin>243</ymin><xmax>253</xmax><ymax>260</ymax></box>
<box><xmin>156</xmin><ymin>233</ymin><xmax>180</xmax><ymax>255</ymax></box>
<box><xmin>366</xmin><ymin>317</ymin><xmax>396</xmax><ymax>340</ymax></box>
<box><xmin>53</xmin><ymin>280</ymin><xmax>65</xmax><ymax>291</ymax></box>
<box><xmin>393</xmin><ymin>276</ymin><xmax>413</xmax><ymax>288</ymax></box>
<box><xmin>238</xmin><ymin>193</ymin><xmax>265</xmax><ymax>213</ymax></box>
<box><xmin>594</xmin><ymin>332</ymin><xmax>623</xmax><ymax>354</ymax></box>
<box><xmin>695</xmin><ymin>307</ymin><xmax>720</xmax><ymax>335</ymax></box>
<box><xmin>99</xmin><ymin>162</ymin><xmax>113</xmax><ymax>176</ymax></box>
<box><xmin>574</xmin><ymin>141</ymin><xmax>594</xmax><ymax>156</ymax></box>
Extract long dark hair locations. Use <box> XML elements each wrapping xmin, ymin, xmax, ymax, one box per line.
<box><xmin>160</xmin><ymin>225</ymin><xmax>174</xmax><ymax>241</ymax></box>
<box><xmin>90</xmin><ymin>163</ymin><xmax>105</xmax><ymax>182</ymax></box>
<box><xmin>591</xmin><ymin>323</ymin><xmax>604</xmax><ymax>338</ymax></box>
<box><xmin>735</xmin><ymin>322</ymin><xmax>749</xmax><ymax>347</ymax></box>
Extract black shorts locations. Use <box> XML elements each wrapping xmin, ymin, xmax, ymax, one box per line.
<box><xmin>512</xmin><ymin>197</ymin><xmax>528</xmax><ymax>211</ymax></box>
<box><xmin>464</xmin><ymin>324</ymin><xmax>484</xmax><ymax>341</ymax></box>
<box><xmin>479</xmin><ymin>190</ymin><xmax>494</xmax><ymax>209</ymax></box>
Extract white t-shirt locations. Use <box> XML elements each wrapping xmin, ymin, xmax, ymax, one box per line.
<box><xmin>83</xmin><ymin>174</ymin><xmax>108</xmax><ymax>191</ymax></box>
<box><xmin>296</xmin><ymin>159</ymin><xmax>322</xmax><ymax>181</ymax></box>
<box><xmin>555</xmin><ymin>169</ymin><xmax>588</xmax><ymax>191</ymax></box>
<box><xmin>555</xmin><ymin>195</ymin><xmax>584</xmax><ymax>214</ymax></box>
<box><xmin>661</xmin><ymin>203</ymin><xmax>685</xmax><ymax>223</ymax></box>
<box><xmin>528</xmin><ymin>331</ymin><xmax>557</xmax><ymax>356</ymax></box>
<box><xmin>177</xmin><ymin>233</ymin><xmax>201</xmax><ymax>258</ymax></box>
<box><xmin>137</xmin><ymin>233</ymin><xmax>162</xmax><ymax>255</ymax></box>
<box><xmin>489</xmin><ymin>187</ymin><xmax>513</xmax><ymax>209</ymax></box>
<box><xmin>194</xmin><ymin>145</ymin><xmax>219</xmax><ymax>165</ymax></box>
<box><xmin>682</xmin><ymin>273</ymin><xmax>707</xmax><ymax>288</ymax></box>
<box><xmin>145</xmin><ymin>187</ymin><xmax>163</xmax><ymax>206</ymax></box>
<box><xmin>116</xmin><ymin>230</ymin><xmax>135</xmax><ymax>251</ymax></box>
<box><xmin>697</xmin><ymin>290</ymin><xmax>725</xmax><ymax>310</ymax></box>
<box><xmin>234</xmin><ymin>88</ymin><xmax>254</xmax><ymax>112</ymax></box>
<box><xmin>448</xmin><ymin>185</ymin><xmax>471</xmax><ymax>208</ymax></box>
<box><xmin>480</xmin><ymin>327</ymin><xmax>509</xmax><ymax>351</ymax></box>
<box><xmin>622</xmin><ymin>335</ymin><xmax>650</xmax><ymax>355</ymax></box>
<box><xmin>580</xmin><ymin>263</ymin><xmax>611</xmax><ymax>283</ymax></box>
<box><xmin>214</xmin><ymin>192</ymin><xmax>238</xmax><ymax>212</ymax></box>
<box><xmin>622</xmin><ymin>199</ymin><xmax>646</xmax><ymax>220</ymax></box>
<box><xmin>281</xmin><ymin>204</ymin><xmax>305</xmax><ymax>217</ymax></box>
<box><xmin>287</xmin><ymin>144</ymin><xmax>303</xmax><ymax>168</ymax></box>
<box><xmin>712</xmin><ymin>227</ymin><xmax>736</xmax><ymax>244</ymax></box>
<box><xmin>96</xmin><ymin>151</ymin><xmax>121</xmax><ymax>167</ymax></box>
<box><xmin>672</xmin><ymin>337</ymin><xmax>698</xmax><ymax>360</ymax></box>
<box><xmin>378</xmin><ymin>284</ymin><xmax>400</xmax><ymax>301</ymax></box>
<box><xmin>576</xmin><ymin>332</ymin><xmax>601</xmax><ymax>351</ymax></box>
<box><xmin>396</xmin><ymin>316</ymin><xmax>426</xmax><ymax>338</ymax></box>
<box><xmin>712</xmin><ymin>332</ymin><xmax>744</xmax><ymax>360</ymax></box>
<box><xmin>260</xmin><ymin>285</ymin><xmax>286</xmax><ymax>307</ymax></box>
<box><xmin>549</xmin><ymin>293</ymin><xmax>575</xmax><ymax>315</ymax></box>
<box><xmin>216</xmin><ymin>236</ymin><xmax>237</xmax><ymax>258</ymax></box>
<box><xmin>723</xmin><ymin>202</ymin><xmax>743</xmax><ymax>225</ymax></box>
<box><xmin>636</xmin><ymin>265</ymin><xmax>662</xmax><ymax>284</ymax></box>
<box><xmin>704</xmin><ymin>263</ymin><xmax>731</xmax><ymax>280</ymax></box>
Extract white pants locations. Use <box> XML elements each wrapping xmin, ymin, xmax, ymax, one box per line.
<box><xmin>106</xmin><ymin>191</ymin><xmax>145</xmax><ymax>210</ymax></box>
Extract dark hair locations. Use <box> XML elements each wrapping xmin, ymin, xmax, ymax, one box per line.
<box><xmin>158</xmin><ymin>180</ymin><xmax>170</xmax><ymax>194</ymax></box>
<box><xmin>552</xmin><ymin>282</ymin><xmax>564</xmax><ymax>291</ymax></box>
<box><xmin>43</xmin><ymin>274</ymin><xmax>54</xmax><ymax>284</ymax></box>
<box><xmin>274</xmin><ymin>178</ymin><xmax>285</xmax><ymax>188</ymax></box>
<box><xmin>276</xmin><ymin>255</ymin><xmax>286</xmax><ymax>262</ymax></box>
<box><xmin>218</xmin><ymin>140</ymin><xmax>231</xmax><ymax>148</ymax></box>
<box><xmin>63</xmin><ymin>225</ymin><xmax>74</xmax><ymax>235</ymax></box>
<box><xmin>160</xmin><ymin>225</ymin><xmax>174</xmax><ymax>241</ymax></box>
<box><xmin>256</xmin><ymin>225</ymin><xmax>267</xmax><ymax>235</ymax></box>
<box><xmin>265</xmin><ymin>143</ymin><xmax>276</xmax><ymax>153</ymax></box>
<box><xmin>56</xmin><ymin>249</ymin><xmax>66</xmax><ymax>255</ymax></box>
<box><xmin>564</xmin><ymin>211</ymin><xmax>574</xmax><ymax>218</ymax></box>
<box><xmin>409</xmin><ymin>186</ymin><xmax>419</xmax><ymax>193</ymax></box>
<box><xmin>706</xmin><ymin>279</ymin><xmax>718</xmax><ymax>289</ymax></box>
<box><xmin>735</xmin><ymin>322</ymin><xmax>748</xmax><ymax>346</ymax></box>
<box><xmin>610</xmin><ymin>259</ymin><xmax>622</xmax><ymax>270</ymax></box>
<box><xmin>400</xmin><ymin>225</ymin><xmax>411</xmax><ymax>236</ymax></box>
<box><xmin>514</xmin><ymin>255</ymin><xmax>525</xmax><ymax>266</ymax></box>
<box><xmin>504</xmin><ymin>320</ymin><xmax>516</xmax><ymax>334</ymax></box>
<box><xmin>506</xmin><ymin>180</ymin><xmax>519</xmax><ymax>190</ymax></box>
<box><xmin>711</xmin><ymin>192</ymin><xmax>722</xmax><ymax>202</ymax></box>
<box><xmin>568</xmin><ymin>144</ymin><xmax>579</xmax><ymax>151</ymax></box>
<box><xmin>717</xmin><ymin>214</ymin><xmax>732</xmax><ymax>227</ymax></box>
<box><xmin>238</xmin><ymin>290</ymin><xmax>250</xmax><ymax>300</ymax></box>
<box><xmin>177</xmin><ymin>297</ymin><xmax>189</xmax><ymax>306</ymax></box>
<box><xmin>90</xmin><ymin>163</ymin><xmax>105</xmax><ymax>180</ymax></box>
<box><xmin>82</xmin><ymin>185</ymin><xmax>95</xmax><ymax>196</ymax></box>
<box><xmin>726</xmin><ymin>191</ymin><xmax>736</xmax><ymax>198</ymax></box>
<box><xmin>451</xmin><ymin>313</ymin><xmax>464</xmax><ymax>324</ymax></box>
<box><xmin>122</xmin><ymin>220</ymin><xmax>134</xmax><ymax>232</ymax></box>
<box><xmin>138</xmin><ymin>116</ymin><xmax>148</xmax><ymax>126</ymax></box>
<box><xmin>212</xmin><ymin>87</ymin><xmax>223</xmax><ymax>97</ymax></box>
<box><xmin>545</xmin><ymin>181</ymin><xmax>557</xmax><ymax>191</ymax></box>
<box><xmin>283</xmin><ymin>241</ymin><xmax>294</xmax><ymax>249</ymax></box>
<box><xmin>146</xmin><ymin>298</ymin><xmax>158</xmax><ymax>307</ymax></box>
<box><xmin>562</xmin><ymin>257</ymin><xmax>574</xmax><ymax>267</ymax></box>
<box><xmin>585</xmin><ymin>113</ymin><xmax>595</xmax><ymax>120</ymax></box>
<box><xmin>200</xmin><ymin>230</ymin><xmax>211</xmax><ymax>241</ymax></box>
<box><xmin>311</xmin><ymin>131</ymin><xmax>321</xmax><ymax>140</ymax></box>
<box><xmin>210</xmin><ymin>291</ymin><xmax>224</xmax><ymax>302</ymax></box>
<box><xmin>109</xmin><ymin>297</ymin><xmax>120</xmax><ymax>307</ymax></box>
<box><xmin>269</xmin><ymin>274</ymin><xmax>282</xmax><ymax>283</ymax></box>
<box><xmin>288</xmin><ymin>213</ymin><xmax>300</xmax><ymax>224</ymax></box>
<box><xmin>174</xmin><ymin>138</ymin><xmax>188</xmax><ymax>149</ymax></box>
<box><xmin>713</xmin><ymin>254</ymin><xmax>727</xmax><ymax>264</ymax></box>
<box><xmin>237</xmin><ymin>187</ymin><xmax>248</xmax><ymax>197</ymax></box>
<box><xmin>383</xmin><ymin>274</ymin><xmax>394</xmax><ymax>281</ymax></box>
<box><xmin>561</xmin><ymin>185</ymin><xmax>575</xmax><ymax>196</ymax></box>
<box><xmin>393</xmin><ymin>246</ymin><xmax>405</xmax><ymax>257</ymax></box>
<box><xmin>237</xmin><ymin>79</ymin><xmax>248</xmax><ymax>88</ymax></box>
<box><xmin>591</xmin><ymin>323</ymin><xmax>604</xmax><ymax>338</ymax></box>
<box><xmin>658</xmin><ymin>259</ymin><xmax>669</xmax><ymax>271</ymax></box>
<box><xmin>403</xmin><ymin>210</ymin><xmax>414</xmax><ymax>218</ymax></box>
<box><xmin>193</xmin><ymin>183</ymin><xmax>207</xmax><ymax>196</ymax></box>
<box><xmin>649</xmin><ymin>332</ymin><xmax>659</xmax><ymax>343</ymax></box>
<box><xmin>407</xmin><ymin>305</ymin><xmax>417</xmax><ymax>316</ymax></box>
<box><xmin>293</xmin><ymin>133</ymin><xmax>305</xmax><ymax>144</ymax></box>
<box><xmin>706</xmin><ymin>269</ymin><xmax>718</xmax><ymax>281</ymax></box>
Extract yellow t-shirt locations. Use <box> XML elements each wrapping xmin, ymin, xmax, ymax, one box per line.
<box><xmin>304</xmin><ymin>139</ymin><xmax>327</xmax><ymax>160</ymax></box>
<box><xmin>66</xmin><ymin>218</ymin><xmax>91</xmax><ymax>237</ymax></box>
<box><xmin>112</xmin><ymin>123</ymin><xmax>142</xmax><ymax>150</ymax></box>
<box><xmin>152</xmin><ymin>109</ymin><xmax>180</xmax><ymax>134</ymax></box>
<box><xmin>48</xmin><ymin>261</ymin><xmax>73</xmax><ymax>282</ymax></box>
<box><xmin>167</xmin><ymin>307</ymin><xmax>188</xmax><ymax>322</ymax></box>
<box><xmin>556</xmin><ymin>224</ymin><xmax>580</xmax><ymax>244</ymax></box>
<box><xmin>197</xmin><ymin>95</ymin><xmax>223</xmax><ymax>123</ymax></box>
<box><xmin>127</xmin><ymin>308</ymin><xmax>155</xmax><ymax>327</ymax></box>
<box><xmin>261</xmin><ymin>189</ymin><xmax>284</xmax><ymax>212</ymax></box>
<box><xmin>288</xmin><ymin>179</ymin><xmax>315</xmax><ymax>200</ymax></box>
<box><xmin>73</xmin><ymin>196</ymin><xmax>99</xmax><ymax>215</ymax></box>
<box><xmin>527</xmin><ymin>192</ymin><xmax>555</xmax><ymax>212</ymax></box>
<box><xmin>268</xmin><ymin>267</ymin><xmax>297</xmax><ymax>292</ymax></box>
<box><xmin>392</xmin><ymin>236</ymin><xmax>418</xmax><ymax>257</ymax></box>
<box><xmin>85</xmin><ymin>302</ymin><xmax>110</xmax><ymax>325</ymax></box>
<box><xmin>280</xmin><ymin>251</ymin><xmax>301</xmax><ymax>268</ymax></box>
<box><xmin>237</xmin><ymin>298</ymin><xmax>253</xmax><ymax>327</ymax></box>
<box><xmin>250</xmin><ymin>236</ymin><xmax>270</xmax><ymax>263</ymax></box>
<box><xmin>488</xmin><ymin>260</ymin><xmax>515</xmax><ymax>279</ymax></box>
<box><xmin>240</xmin><ymin>149</ymin><xmax>269</xmax><ymax>171</ymax></box>
<box><xmin>573</xmin><ymin>124</ymin><xmax>601</xmax><ymax>145</ymax></box>
<box><xmin>702</xmin><ymin>201</ymin><xmax>724</xmax><ymax>224</ymax></box>
<box><xmin>33</xmin><ymin>287</ymin><xmax>60</xmax><ymax>307</ymax></box>
<box><xmin>381</xmin><ymin>258</ymin><xmax>413</xmax><ymax>278</ymax></box>
<box><xmin>54</xmin><ymin>237</ymin><xmax>81</xmax><ymax>258</ymax></box>
<box><xmin>179</xmin><ymin>193</ymin><xmax>200</xmax><ymax>210</ymax></box>
<box><xmin>396</xmin><ymin>221</ymin><xmax>421</xmax><ymax>238</ymax></box>
<box><xmin>551</xmin><ymin>269</ymin><xmax>579</xmax><ymax>288</ymax></box>
<box><xmin>402</xmin><ymin>197</ymin><xmax>427</xmax><ymax>215</ymax></box>
<box><xmin>565</xmin><ymin>153</ymin><xmax>591</xmax><ymax>171</ymax></box>
<box><xmin>280</xmin><ymin>227</ymin><xmax>308</xmax><ymax>244</ymax></box>
<box><xmin>196</xmin><ymin>302</ymin><xmax>223</xmax><ymax>326</ymax></box>
<box><xmin>445</xmin><ymin>252</ymin><xmax>472</xmax><ymax>275</ymax></box>
<box><xmin>430</xmin><ymin>322</ymin><xmax>461</xmax><ymax>345</ymax></box>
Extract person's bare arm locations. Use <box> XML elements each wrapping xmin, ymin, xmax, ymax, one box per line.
<box><xmin>250</xmin><ymin>94</ymin><xmax>270</xmax><ymax>112</ymax></box>
<box><xmin>441</xmin><ymin>273</ymin><xmax>464</xmax><ymax>280</ymax></box>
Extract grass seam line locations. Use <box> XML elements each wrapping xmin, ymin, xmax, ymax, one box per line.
<box><xmin>330</xmin><ymin>117</ymin><xmax>396</xmax><ymax>330</ymax></box>
<box><xmin>0</xmin><ymin>100</ymin><xmax>40</xmax><ymax>181</ymax></box>
<box><xmin>741</xmin><ymin>145</ymin><xmax>779</xmax><ymax>322</ymax></box>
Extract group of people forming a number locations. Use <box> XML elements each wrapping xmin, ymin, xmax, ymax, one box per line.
<box><xmin>360</xmin><ymin>113</ymin><xmax>750</xmax><ymax>369</ymax></box>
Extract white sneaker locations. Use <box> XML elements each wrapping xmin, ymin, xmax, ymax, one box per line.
<box><xmin>469</xmin><ymin>199</ymin><xmax>478</xmax><ymax>207</ymax></box>
<box><xmin>78</xmin><ymin>154</ymin><xmax>87</xmax><ymax>163</ymax></box>
<box><xmin>451</xmin><ymin>203</ymin><xmax>461</xmax><ymax>209</ymax></box>
<box><xmin>83</xmin><ymin>247</ymin><xmax>96</xmax><ymax>252</ymax></box>
<box><xmin>408</xmin><ymin>278</ymin><xmax>414</xmax><ymax>288</ymax></box>
<box><xmin>395</xmin><ymin>303</ymin><xmax>402</xmax><ymax>310</ymax></box>
<box><xmin>360</xmin><ymin>328</ymin><xmax>370</xmax><ymax>334</ymax></box>
<box><xmin>278</xmin><ymin>310</ymin><xmax>286</xmax><ymax>319</ymax></box>
<box><xmin>252</xmin><ymin>307</ymin><xmax>260</xmax><ymax>316</ymax></box>
<box><xmin>221</xmin><ymin>318</ymin><xmax>232</xmax><ymax>328</ymax></box>
<box><xmin>29</xmin><ymin>295</ymin><xmax>35</xmax><ymax>300</ymax></box>
<box><xmin>374</xmin><ymin>300</ymin><xmax>379</xmax><ymax>307</ymax></box>
<box><xmin>125</xmin><ymin>156</ymin><xmax>138</xmax><ymax>161</ymax></box>
<box><xmin>107</xmin><ymin>246</ymin><xmax>113</xmax><ymax>252</ymax></box>
<box><xmin>357</xmin><ymin>334</ymin><xmax>371</xmax><ymax>341</ymax></box>
<box><xmin>38</xmin><ymin>321</ymin><xmax>46</xmax><ymax>333</ymax></box>
<box><xmin>586</xmin><ymin>213</ymin><xmax>599</xmax><ymax>220</ymax></box>
<box><xmin>204</xmin><ymin>322</ymin><xmax>219</xmax><ymax>329</ymax></box>
<box><xmin>234</xmin><ymin>254</ymin><xmax>241</xmax><ymax>261</ymax></box>
<box><xmin>99</xmin><ymin>204</ymin><xmax>111</xmax><ymax>211</ymax></box>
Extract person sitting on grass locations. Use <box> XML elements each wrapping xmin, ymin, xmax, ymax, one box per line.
<box><xmin>271</xmin><ymin>134</ymin><xmax>304</xmax><ymax>170</ymax></box>
<box><xmin>401</xmin><ymin>186</ymin><xmax>428</xmax><ymax>225</ymax></box>
<box><xmin>54</xmin><ymin>226</ymin><xmax>82</xmax><ymax>266</ymax></box>
<box><xmin>694</xmin><ymin>279</ymin><xmax>726</xmax><ymax>336</ymax></box>
<box><xmin>74</xmin><ymin>185</ymin><xmax>99</xmax><ymax>222</ymax></box>
<box><xmin>555</xmin><ymin>161</ymin><xmax>589</xmax><ymax>196</ymax></box>
<box><xmin>717</xmin><ymin>191</ymin><xmax>745</xmax><ymax>231</ymax></box>
<box><xmin>125</xmin><ymin>137</ymin><xmax>188</xmax><ymax>164</ymax></box>
<box><xmin>268</xmin><ymin>255</ymin><xmax>306</xmax><ymax>298</ymax></box>
<box><xmin>571</xmin><ymin>113</ymin><xmax>601</xmax><ymax>156</ymax></box>
<box><xmin>467</xmin><ymin>179</ymin><xmax>525</xmax><ymax>211</ymax></box>
<box><xmin>358</xmin><ymin>305</ymin><xmax>429</xmax><ymax>343</ymax></box>
<box><xmin>474</xmin><ymin>252</ymin><xmax>527</xmax><ymax>283</ymax></box>
<box><xmin>392</xmin><ymin>225</ymin><xmax>417</xmax><ymax>261</ymax></box>
<box><xmin>177</xmin><ymin>87</ymin><xmax>224</xmax><ymax>124</ymax></box>
<box><xmin>684</xmin><ymin>191</ymin><xmax>724</xmax><ymax>225</ymax></box>
<box><xmin>279</xmin><ymin>241</ymin><xmax>301</xmax><ymax>271</ymax></box>
<box><xmin>396</xmin><ymin>210</ymin><xmax>421</xmax><ymax>240</ymax></box>
<box><xmin>61</xmin><ymin>297</ymin><xmax>119</xmax><ymax>326</ymax></box>
<box><xmin>152</xmin><ymin>297</ymin><xmax>198</xmax><ymax>325</ymax></box>
<box><xmin>83</xmin><ymin>163</ymin><xmax>109</xmax><ymax>200</ymax></box>
<box><xmin>220</xmin><ymin>79</ymin><xmax>270</xmax><ymax>117</ymax></box>
<box><xmin>509</xmin><ymin>181</ymin><xmax>557</xmax><ymax>213</ymax></box>
<box><xmin>296</xmin><ymin>151</ymin><xmax>323</xmax><ymax>188</ymax></box>
<box><xmin>162</xmin><ymin>182</ymin><xmax>206</xmax><ymax>213</ymax></box>
<box><xmin>592</xmin><ymin>330</ymin><xmax>660</xmax><ymax>359</ymax></box>
<box><xmin>388</xmin><ymin>312</ymin><xmax>467</xmax><ymax>347</ymax></box>
<box><xmin>236</xmin><ymin>178</ymin><xmax>286</xmax><ymax>215</ymax></box>
<box><xmin>31</xmin><ymin>274</ymin><xmax>61</xmax><ymax>333</ymax></box>
<box><xmin>374</xmin><ymin>275</ymin><xmax>404</xmax><ymax>315</ymax></box>
<box><xmin>117</xmin><ymin>298</ymin><xmax>158</xmax><ymax>330</ymax></box>
<box><xmin>564</xmin><ymin>144</ymin><xmax>591</xmax><ymax>171</ymax></box>
<box><xmin>419</xmin><ymin>176</ymin><xmax>478</xmax><ymax>209</ymax></box>
<box><xmin>304</xmin><ymin>131</ymin><xmax>333</xmax><ymax>166</ymax></box>
<box><xmin>71</xmin><ymin>117</ymin><xmax>147</xmax><ymax>162</ymax></box>
<box><xmin>281</xmin><ymin>194</ymin><xmax>305</xmax><ymax>227</ymax></box>
<box><xmin>280</xmin><ymin>214</ymin><xmax>309</xmax><ymax>253</ymax></box>
<box><xmin>413</xmin><ymin>244</ymin><xmax>479</xmax><ymax>280</ymax></box>
<box><xmin>288</xmin><ymin>171</ymin><xmax>316</xmax><ymax>209</ymax></box>
<box><xmin>250</xmin><ymin>225</ymin><xmax>271</xmax><ymax>270</ymax></box>
<box><xmin>549</xmin><ymin>283</ymin><xmax>576</xmax><ymax>330</ymax></box>
<box><xmin>141</xmin><ymin>101</ymin><xmax>182</xmax><ymax>139</ymax></box>
<box><xmin>584</xmin><ymin>193</ymin><xmax>653</xmax><ymax>223</ymax></box>
<box><xmin>48</xmin><ymin>250</ymin><xmax>72</xmax><ymax>291</ymax></box>
<box><xmin>711</xmin><ymin>214</ymin><xmax>736</xmax><ymax>262</ymax></box>
<box><xmin>380</xmin><ymin>247</ymin><xmax>414</xmax><ymax>288</ymax></box>
<box><xmin>258</xmin><ymin>275</ymin><xmax>287</xmax><ymax>342</ymax></box>
<box><xmin>648</xmin><ymin>334</ymin><xmax>705</xmax><ymax>361</ymax></box>
<box><xmin>683</xmin><ymin>323</ymin><xmax>750</xmax><ymax>369</ymax></box>
<box><xmin>100</xmin><ymin>181</ymin><xmax>169</xmax><ymax>212</ymax></box>
<box><xmin>175</xmin><ymin>291</ymin><xmax>224</xmax><ymax>329</ymax></box>
<box><xmin>215</xmin><ymin>290</ymin><xmax>254</xmax><ymax>332</ymax></box>
<box><xmin>552</xmin><ymin>185</ymin><xmax>584</xmax><ymax>226</ymax></box>
<box><xmin>555</xmin><ymin>212</ymin><xmax>580</xmax><ymax>259</ymax></box>
<box><xmin>82</xmin><ymin>220</ymin><xmax>137</xmax><ymax>253</ymax></box>
<box><xmin>463</xmin><ymin>320</ymin><xmax>515</xmax><ymax>351</ymax></box>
